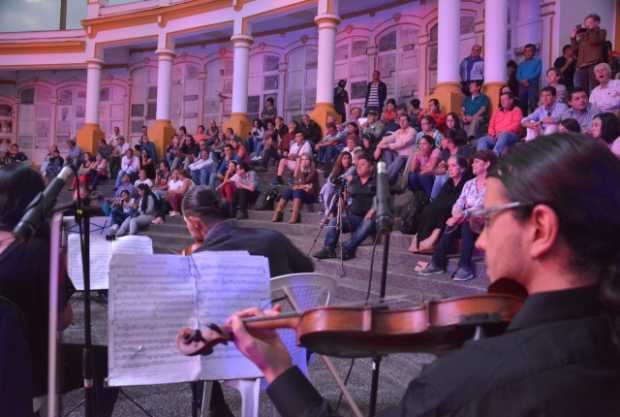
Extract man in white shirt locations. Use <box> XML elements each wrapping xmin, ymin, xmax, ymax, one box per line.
<box><xmin>522</xmin><ymin>86</ymin><xmax>568</xmax><ymax>141</ymax></box>
<box><xmin>188</xmin><ymin>149</ymin><xmax>214</xmax><ymax>185</ymax></box>
<box><xmin>109</xmin><ymin>126</ymin><xmax>123</xmax><ymax>148</ymax></box>
<box><xmin>115</xmin><ymin>148</ymin><xmax>140</xmax><ymax>189</ymax></box>
<box><xmin>374</xmin><ymin>114</ymin><xmax>416</xmax><ymax>183</ymax></box>
<box><xmin>589</xmin><ymin>63</ymin><xmax>620</xmax><ymax>113</ymax></box>
<box><xmin>134</xmin><ymin>169</ymin><xmax>153</xmax><ymax>188</ymax></box>
<box><xmin>273</xmin><ymin>132</ymin><xmax>312</xmax><ymax>185</ymax></box>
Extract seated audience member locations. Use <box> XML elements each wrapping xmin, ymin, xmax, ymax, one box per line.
<box><xmin>76</xmin><ymin>152</ymin><xmax>95</xmax><ymax>188</ymax></box>
<box><xmin>360</xmin><ymin>133</ymin><xmax>376</xmax><ymax>158</ymax></box>
<box><xmin>589</xmin><ymin>63</ymin><xmax>620</xmax><ymax>113</ymax></box>
<box><xmin>230</xmin><ymin>162</ymin><xmax>259</xmax><ymax>219</ymax></box>
<box><xmin>4</xmin><ymin>144</ymin><xmax>28</xmax><ymax>165</ymax></box>
<box><xmin>97</xmin><ymin>138</ymin><xmax>113</xmax><ymax>160</ymax></box>
<box><xmin>249</xmin><ymin>119</ymin><xmax>265</xmax><ymax>156</ymax></box>
<box><xmin>341</xmin><ymin>134</ymin><xmax>362</xmax><ymax>156</ymax></box>
<box><xmin>42</xmin><ymin>145</ymin><xmax>64</xmax><ymax>182</ymax></box>
<box><xmin>409</xmin><ymin>156</ymin><xmax>468</xmax><ymax>253</ymax></box>
<box><xmin>216</xmin><ymin>160</ymin><xmax>239</xmax><ymax>212</ymax></box>
<box><xmin>319</xmin><ymin>151</ymin><xmax>354</xmax><ymax>218</ymax></box>
<box><xmin>188</xmin><ymin>149</ymin><xmax>213</xmax><ymax>186</ymax></box>
<box><xmin>110</xmin><ymin>136</ymin><xmax>129</xmax><ymax>179</ymax></box>
<box><xmin>425</xmin><ymin>98</ymin><xmax>447</xmax><ymax>132</ymax></box>
<box><xmin>273</xmin><ymin>132</ymin><xmax>312</xmax><ymax>185</ymax></box>
<box><xmin>522</xmin><ymin>86</ymin><xmax>568</xmax><ymax>141</ymax></box>
<box><xmin>558</xmin><ymin>118</ymin><xmax>581</xmax><ymax>134</ymax></box>
<box><xmin>114</xmin><ymin>174</ymin><xmax>136</xmax><ymax>199</ymax></box>
<box><xmin>591</xmin><ymin>112</ymin><xmax>620</xmax><ymax>157</ymax></box>
<box><xmin>415</xmin><ymin>116</ymin><xmax>443</xmax><ymax>147</ymax></box>
<box><xmin>138</xmin><ymin>127</ymin><xmax>159</xmax><ymax>164</ymax></box>
<box><xmin>517</xmin><ymin>44</ymin><xmax>543</xmax><ymax>115</ymax></box>
<box><xmin>430</xmin><ymin>130</ymin><xmax>473</xmax><ymax>199</ymax></box>
<box><xmin>90</xmin><ymin>153</ymin><xmax>109</xmax><ymax>190</ymax></box>
<box><xmin>112</xmin><ymin>184</ymin><xmax>157</xmax><ymax>238</ymax></box>
<box><xmin>211</xmin><ymin>144</ymin><xmax>239</xmax><ymax>189</ymax></box>
<box><xmin>105</xmin><ymin>190</ymin><xmax>136</xmax><ymax>238</ymax></box>
<box><xmin>166</xmin><ymin>135</ymin><xmax>182</xmax><ymax>169</ymax></box>
<box><xmin>315</xmin><ymin>122</ymin><xmax>342</xmax><ymax>169</ymax></box>
<box><xmin>66</xmin><ymin>139</ymin><xmax>82</xmax><ymax>165</ymax></box>
<box><xmin>561</xmin><ymin>88</ymin><xmax>601</xmax><ymax>133</ymax></box>
<box><xmin>272</xmin><ymin>154</ymin><xmax>318</xmax><ymax>224</ymax></box>
<box><xmin>153</xmin><ymin>162</ymin><xmax>170</xmax><ymax>199</ymax></box>
<box><xmin>346</xmin><ymin>106</ymin><xmax>363</xmax><ymax>126</ymax></box>
<box><xmin>260</xmin><ymin>97</ymin><xmax>277</xmax><ymax>126</ymax></box>
<box><xmin>180</xmin><ymin>132</ymin><xmax>200</xmax><ymax>162</ymax></box>
<box><xmin>408</xmin><ymin>135</ymin><xmax>440</xmax><ymax>197</ymax></box>
<box><xmin>139</xmin><ymin>148</ymin><xmax>155</xmax><ymax>179</ymax></box>
<box><xmin>418</xmin><ymin>150</ymin><xmax>497</xmax><ymax>281</ymax></box>
<box><xmin>313</xmin><ymin>155</ymin><xmax>376</xmax><ymax>260</ymax></box>
<box><xmin>375</xmin><ymin>114</ymin><xmax>416</xmax><ymax>183</ymax></box>
<box><xmin>115</xmin><ymin>148</ymin><xmax>140</xmax><ymax>189</ymax></box>
<box><xmin>361</xmin><ymin>110</ymin><xmax>385</xmax><ymax>141</ymax></box>
<box><xmin>134</xmin><ymin>168</ymin><xmax>153</xmax><ymax>188</ymax></box>
<box><xmin>444</xmin><ymin>112</ymin><xmax>468</xmax><ymax>145</ymax></box>
<box><xmin>477</xmin><ymin>92</ymin><xmax>523</xmax><ymax>155</ymax></box>
<box><xmin>546</xmin><ymin>67</ymin><xmax>567</xmax><ymax>102</ymax></box>
<box><xmin>167</xmin><ymin>168</ymin><xmax>193</xmax><ymax>216</ymax></box>
<box><xmin>554</xmin><ymin>44</ymin><xmax>576</xmax><ymax>91</ymax></box>
<box><xmin>299</xmin><ymin>114</ymin><xmax>322</xmax><ymax>146</ymax></box>
<box><xmin>273</xmin><ymin>116</ymin><xmax>289</xmax><ymax>141</ymax></box>
<box><xmin>461</xmin><ymin>80</ymin><xmax>490</xmax><ymax>139</ymax></box>
<box><xmin>408</xmin><ymin>99</ymin><xmax>424</xmax><ymax>130</ymax></box>
<box><xmin>194</xmin><ymin>125</ymin><xmax>208</xmax><ymax>145</ymax></box>
<box><xmin>206</xmin><ymin>120</ymin><xmax>220</xmax><ymax>141</ymax></box>
<box><xmin>381</xmin><ymin>99</ymin><xmax>397</xmax><ymax>124</ymax></box>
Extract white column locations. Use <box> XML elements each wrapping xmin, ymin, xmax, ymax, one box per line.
<box><xmin>484</xmin><ymin>0</ymin><xmax>508</xmax><ymax>84</ymax></box>
<box><xmin>437</xmin><ymin>0</ymin><xmax>461</xmax><ymax>84</ymax></box>
<box><xmin>314</xmin><ymin>14</ymin><xmax>340</xmax><ymax>104</ymax></box>
<box><xmin>230</xmin><ymin>34</ymin><xmax>253</xmax><ymax>114</ymax></box>
<box><xmin>84</xmin><ymin>58</ymin><xmax>104</xmax><ymax>125</ymax></box>
<box><xmin>155</xmin><ymin>49</ymin><xmax>175</xmax><ymax>121</ymax></box>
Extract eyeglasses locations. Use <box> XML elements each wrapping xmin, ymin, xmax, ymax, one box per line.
<box><xmin>467</xmin><ymin>201</ymin><xmax>531</xmax><ymax>230</ymax></box>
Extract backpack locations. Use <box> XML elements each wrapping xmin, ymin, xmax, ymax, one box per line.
<box><xmin>254</xmin><ymin>186</ymin><xmax>281</xmax><ymax>211</ymax></box>
<box><xmin>400</xmin><ymin>191</ymin><xmax>429</xmax><ymax>235</ymax></box>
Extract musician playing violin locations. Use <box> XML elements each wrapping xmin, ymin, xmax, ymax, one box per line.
<box><xmin>196</xmin><ymin>134</ymin><xmax>620</xmax><ymax>417</ymax></box>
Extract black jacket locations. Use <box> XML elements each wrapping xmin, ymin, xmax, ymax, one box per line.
<box><xmin>266</xmin><ymin>285</ymin><xmax>620</xmax><ymax>417</ymax></box>
<box><xmin>199</xmin><ymin>221</ymin><xmax>314</xmax><ymax>277</ymax></box>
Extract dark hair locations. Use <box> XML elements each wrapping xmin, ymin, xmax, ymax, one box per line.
<box><xmin>136</xmin><ymin>183</ymin><xmax>153</xmax><ymax>213</ymax></box>
<box><xmin>568</xmin><ymin>87</ymin><xmax>588</xmax><ymax>100</ymax></box>
<box><xmin>266</xmin><ymin>97</ymin><xmax>274</xmax><ymax>104</ymax></box>
<box><xmin>559</xmin><ymin>118</ymin><xmax>581</xmax><ymax>133</ymax></box>
<box><xmin>238</xmin><ymin>161</ymin><xmax>251</xmax><ymax>172</ymax></box>
<box><xmin>488</xmin><ymin>134</ymin><xmax>620</xmax><ymax>343</ymax></box>
<box><xmin>523</xmin><ymin>43</ymin><xmax>537</xmax><ymax>52</ymax></box>
<box><xmin>469</xmin><ymin>80</ymin><xmax>482</xmax><ymax>88</ymax></box>
<box><xmin>445</xmin><ymin>128</ymin><xmax>467</xmax><ymax>146</ymax></box>
<box><xmin>253</xmin><ymin>119</ymin><xmax>263</xmax><ymax>128</ymax></box>
<box><xmin>446</xmin><ymin>112</ymin><xmax>463</xmax><ymax>130</ymax></box>
<box><xmin>182</xmin><ymin>186</ymin><xmax>227</xmax><ymax>222</ymax></box>
<box><xmin>540</xmin><ymin>86</ymin><xmax>557</xmax><ymax>96</ymax></box>
<box><xmin>546</xmin><ymin>67</ymin><xmax>560</xmax><ymax>77</ymax></box>
<box><xmin>198</xmin><ymin>124</ymin><xmax>205</xmax><ymax>131</ymax></box>
<box><xmin>419</xmin><ymin>135</ymin><xmax>435</xmax><ymax>148</ymax></box>
<box><xmin>562</xmin><ymin>44</ymin><xmax>572</xmax><ymax>53</ymax></box>
<box><xmin>594</xmin><ymin>113</ymin><xmax>620</xmax><ymax>144</ymax></box>
<box><xmin>420</xmin><ymin>115</ymin><xmax>435</xmax><ymax>128</ymax></box>
<box><xmin>506</xmin><ymin>60</ymin><xmax>517</xmax><ymax>70</ymax></box>
<box><xmin>498</xmin><ymin>91</ymin><xmax>515</xmax><ymax>110</ymax></box>
<box><xmin>429</xmin><ymin>98</ymin><xmax>440</xmax><ymax>109</ymax></box>
<box><xmin>386</xmin><ymin>98</ymin><xmax>396</xmax><ymax>107</ymax></box>
<box><xmin>410</xmin><ymin>98</ymin><xmax>421</xmax><ymax>108</ymax></box>
<box><xmin>179</xmin><ymin>126</ymin><xmax>188</xmax><ymax>135</ymax></box>
<box><xmin>326</xmin><ymin>122</ymin><xmax>337</xmax><ymax>131</ymax></box>
<box><xmin>330</xmin><ymin>151</ymin><xmax>352</xmax><ymax>178</ymax></box>
<box><xmin>0</xmin><ymin>165</ymin><xmax>45</xmax><ymax>231</ymax></box>
<box><xmin>472</xmin><ymin>149</ymin><xmax>498</xmax><ymax>170</ymax></box>
<box><xmin>585</xmin><ymin>13</ymin><xmax>601</xmax><ymax>23</ymax></box>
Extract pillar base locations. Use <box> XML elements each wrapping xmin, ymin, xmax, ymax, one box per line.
<box><xmin>76</xmin><ymin>123</ymin><xmax>105</xmax><ymax>155</ymax></box>
<box><xmin>431</xmin><ymin>82</ymin><xmax>464</xmax><ymax>114</ymax></box>
<box><xmin>148</xmin><ymin>119</ymin><xmax>175</xmax><ymax>160</ymax></box>
<box><xmin>309</xmin><ymin>102</ymin><xmax>340</xmax><ymax>134</ymax></box>
<box><xmin>483</xmin><ymin>82</ymin><xmax>504</xmax><ymax>116</ymax></box>
<box><xmin>225</xmin><ymin>113</ymin><xmax>252</xmax><ymax>141</ymax></box>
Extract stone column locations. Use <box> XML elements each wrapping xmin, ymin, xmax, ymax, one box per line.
<box><xmin>483</xmin><ymin>0</ymin><xmax>508</xmax><ymax>111</ymax></box>
<box><xmin>148</xmin><ymin>48</ymin><xmax>176</xmax><ymax>159</ymax></box>
<box><xmin>310</xmin><ymin>13</ymin><xmax>341</xmax><ymax>127</ymax></box>
<box><xmin>431</xmin><ymin>0</ymin><xmax>463</xmax><ymax>113</ymax></box>
<box><xmin>227</xmin><ymin>34</ymin><xmax>254</xmax><ymax>140</ymax></box>
<box><xmin>77</xmin><ymin>58</ymin><xmax>105</xmax><ymax>154</ymax></box>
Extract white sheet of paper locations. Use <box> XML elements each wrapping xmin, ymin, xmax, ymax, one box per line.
<box><xmin>190</xmin><ymin>252</ymin><xmax>270</xmax><ymax>380</ymax></box>
<box><xmin>67</xmin><ymin>234</ymin><xmax>153</xmax><ymax>290</ymax></box>
<box><xmin>107</xmin><ymin>254</ymin><xmax>200</xmax><ymax>386</ymax></box>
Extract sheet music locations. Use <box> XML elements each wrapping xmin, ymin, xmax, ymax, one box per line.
<box><xmin>107</xmin><ymin>254</ymin><xmax>200</xmax><ymax>386</ymax></box>
<box><xmin>191</xmin><ymin>252</ymin><xmax>271</xmax><ymax>380</ymax></box>
<box><xmin>67</xmin><ymin>234</ymin><xmax>153</xmax><ymax>290</ymax></box>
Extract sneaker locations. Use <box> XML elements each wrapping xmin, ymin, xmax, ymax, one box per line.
<box><xmin>313</xmin><ymin>247</ymin><xmax>337</xmax><ymax>259</ymax></box>
<box><xmin>417</xmin><ymin>261</ymin><xmax>445</xmax><ymax>276</ymax></box>
<box><xmin>452</xmin><ymin>267</ymin><xmax>475</xmax><ymax>281</ymax></box>
<box><xmin>169</xmin><ymin>211</ymin><xmax>179</xmax><ymax>216</ymax></box>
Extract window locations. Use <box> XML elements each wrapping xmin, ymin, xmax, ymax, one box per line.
<box><xmin>129</xmin><ymin>65</ymin><xmax>158</xmax><ymax>145</ymax></box>
<box><xmin>375</xmin><ymin>26</ymin><xmax>420</xmax><ymax>103</ymax></box>
<box><xmin>248</xmin><ymin>53</ymin><xmax>281</xmax><ymax>121</ymax></box>
<box><xmin>285</xmin><ymin>47</ymin><xmax>318</xmax><ymax>120</ymax></box>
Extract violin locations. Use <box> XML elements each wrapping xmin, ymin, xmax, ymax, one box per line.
<box><xmin>177</xmin><ymin>280</ymin><xmax>526</xmax><ymax>358</ymax></box>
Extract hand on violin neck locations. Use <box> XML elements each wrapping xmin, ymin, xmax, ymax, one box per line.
<box><xmin>226</xmin><ymin>304</ymin><xmax>293</xmax><ymax>384</ymax></box>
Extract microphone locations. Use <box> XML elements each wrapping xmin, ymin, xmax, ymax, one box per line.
<box><xmin>375</xmin><ymin>161</ymin><xmax>393</xmax><ymax>232</ymax></box>
<box><xmin>13</xmin><ymin>165</ymin><xmax>74</xmax><ymax>241</ymax></box>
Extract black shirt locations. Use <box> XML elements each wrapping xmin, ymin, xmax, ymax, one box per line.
<box><xmin>553</xmin><ymin>56</ymin><xmax>576</xmax><ymax>90</ymax></box>
<box><xmin>267</xmin><ymin>285</ymin><xmax>620</xmax><ymax>417</ymax></box>
<box><xmin>346</xmin><ymin>176</ymin><xmax>376</xmax><ymax>217</ymax></box>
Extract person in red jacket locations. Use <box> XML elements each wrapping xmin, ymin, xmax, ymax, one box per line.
<box><xmin>476</xmin><ymin>91</ymin><xmax>523</xmax><ymax>155</ymax></box>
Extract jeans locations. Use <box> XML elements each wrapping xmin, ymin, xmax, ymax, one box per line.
<box><xmin>476</xmin><ymin>132</ymin><xmax>520</xmax><ymax>156</ymax></box>
<box><xmin>281</xmin><ymin>188</ymin><xmax>317</xmax><ymax>204</ymax></box>
<box><xmin>432</xmin><ymin>221</ymin><xmax>478</xmax><ymax>272</ymax></box>
<box><xmin>518</xmin><ymin>78</ymin><xmax>540</xmax><ymax>115</ymax></box>
<box><xmin>407</xmin><ymin>171</ymin><xmax>434</xmax><ymax>197</ymax></box>
<box><xmin>574</xmin><ymin>63</ymin><xmax>598</xmax><ymax>94</ymax></box>
<box><xmin>324</xmin><ymin>213</ymin><xmax>376</xmax><ymax>255</ymax></box>
<box><xmin>116</xmin><ymin>214</ymin><xmax>153</xmax><ymax>236</ymax></box>
<box><xmin>232</xmin><ymin>189</ymin><xmax>258</xmax><ymax>214</ymax></box>
<box><xmin>191</xmin><ymin>167</ymin><xmax>212</xmax><ymax>186</ymax></box>
<box><xmin>317</xmin><ymin>146</ymin><xmax>340</xmax><ymax>166</ymax></box>
<box><xmin>430</xmin><ymin>173</ymin><xmax>448</xmax><ymax>200</ymax></box>
<box><xmin>387</xmin><ymin>155</ymin><xmax>409</xmax><ymax>184</ymax></box>
<box><xmin>110</xmin><ymin>207</ymin><xmax>134</xmax><ymax>226</ymax></box>
<box><xmin>115</xmin><ymin>170</ymin><xmax>136</xmax><ymax>188</ymax></box>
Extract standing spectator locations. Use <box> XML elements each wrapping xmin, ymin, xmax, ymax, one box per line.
<box><xmin>459</xmin><ymin>44</ymin><xmax>484</xmax><ymax>95</ymax></box>
<box><xmin>553</xmin><ymin>45</ymin><xmax>576</xmax><ymax>91</ymax></box>
<box><xmin>364</xmin><ymin>70</ymin><xmax>387</xmax><ymax>116</ymax></box>
<box><xmin>115</xmin><ymin>148</ymin><xmax>140</xmax><ymax>189</ymax></box>
<box><xmin>139</xmin><ymin>126</ymin><xmax>159</xmax><ymax>164</ymax></box>
<box><xmin>461</xmin><ymin>80</ymin><xmax>490</xmax><ymax>139</ymax></box>
<box><xmin>589</xmin><ymin>63</ymin><xmax>620</xmax><ymax>113</ymax></box>
<box><xmin>108</xmin><ymin>126</ymin><xmax>123</xmax><ymax>147</ymax></box>
<box><xmin>313</xmin><ymin>155</ymin><xmax>376</xmax><ymax>260</ymax></box>
<box><xmin>590</xmin><ymin>112</ymin><xmax>620</xmax><ymax>156</ymax></box>
<box><xmin>299</xmin><ymin>114</ymin><xmax>322</xmax><ymax>146</ymax></box>
<box><xmin>517</xmin><ymin>44</ymin><xmax>542</xmax><ymax>115</ymax></box>
<box><xmin>545</xmin><ymin>67</ymin><xmax>567</xmax><ymax>103</ymax></box>
<box><xmin>522</xmin><ymin>86</ymin><xmax>568</xmax><ymax>141</ymax></box>
<box><xmin>97</xmin><ymin>138</ymin><xmax>113</xmax><ymax>160</ymax></box>
<box><xmin>4</xmin><ymin>144</ymin><xmax>28</xmax><ymax>165</ymax></box>
<box><xmin>477</xmin><ymin>92</ymin><xmax>523</xmax><ymax>156</ymax></box>
<box><xmin>425</xmin><ymin>98</ymin><xmax>447</xmax><ymax>133</ymax></box>
<box><xmin>374</xmin><ymin>114</ymin><xmax>416</xmax><ymax>184</ymax></box>
<box><xmin>506</xmin><ymin>60</ymin><xmax>519</xmax><ymax>99</ymax></box>
<box><xmin>113</xmin><ymin>184</ymin><xmax>157</xmax><ymax>237</ymax></box>
<box><xmin>260</xmin><ymin>97</ymin><xmax>277</xmax><ymax>126</ymax></box>
<box><xmin>571</xmin><ymin>14</ymin><xmax>607</xmax><ymax>93</ymax></box>
<box><xmin>333</xmin><ymin>79</ymin><xmax>349</xmax><ymax>122</ymax></box>
<box><xmin>561</xmin><ymin>88</ymin><xmax>601</xmax><ymax>133</ymax></box>
<box><xmin>66</xmin><ymin>140</ymin><xmax>82</xmax><ymax>166</ymax></box>
<box><xmin>272</xmin><ymin>154</ymin><xmax>319</xmax><ymax>224</ymax></box>
<box><xmin>230</xmin><ymin>162</ymin><xmax>259</xmax><ymax>219</ymax></box>
<box><xmin>110</xmin><ymin>136</ymin><xmax>129</xmax><ymax>180</ymax></box>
